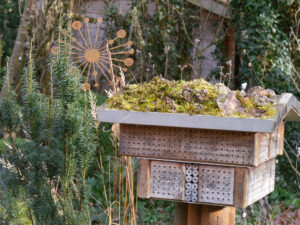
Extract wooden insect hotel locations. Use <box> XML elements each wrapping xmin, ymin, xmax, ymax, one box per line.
<box><xmin>94</xmin><ymin>0</ymin><xmax>299</xmax><ymax>224</ymax></box>
<box><xmin>97</xmin><ymin>93</ymin><xmax>300</xmax><ymax>224</ymax></box>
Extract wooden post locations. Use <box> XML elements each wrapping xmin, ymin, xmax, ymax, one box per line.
<box><xmin>174</xmin><ymin>203</ymin><xmax>188</xmax><ymax>225</ymax></box>
<box><xmin>137</xmin><ymin>159</ymin><xmax>151</xmax><ymax>198</ymax></box>
<box><xmin>175</xmin><ymin>204</ymin><xmax>236</xmax><ymax>225</ymax></box>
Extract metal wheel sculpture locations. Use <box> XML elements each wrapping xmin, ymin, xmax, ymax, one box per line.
<box><xmin>69</xmin><ymin>17</ymin><xmax>134</xmax><ymax>92</ymax></box>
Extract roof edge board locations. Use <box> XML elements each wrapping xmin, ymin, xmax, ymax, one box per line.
<box><xmin>272</xmin><ymin>93</ymin><xmax>300</xmax><ymax>129</ymax></box>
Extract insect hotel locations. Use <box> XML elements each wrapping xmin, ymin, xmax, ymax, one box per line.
<box><xmin>97</xmin><ymin>92</ymin><xmax>300</xmax><ymax>225</ymax></box>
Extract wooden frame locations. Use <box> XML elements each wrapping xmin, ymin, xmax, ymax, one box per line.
<box><xmin>137</xmin><ymin>158</ymin><xmax>275</xmax><ymax>208</ymax></box>
<box><xmin>187</xmin><ymin>0</ymin><xmax>231</xmax><ymax>18</ymax></box>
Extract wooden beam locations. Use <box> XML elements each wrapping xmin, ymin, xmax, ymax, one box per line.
<box><xmin>186</xmin><ymin>204</ymin><xmax>236</xmax><ymax>225</ymax></box>
<box><xmin>187</xmin><ymin>204</ymin><xmax>202</xmax><ymax>225</ymax></box>
<box><xmin>233</xmin><ymin>167</ymin><xmax>248</xmax><ymax>208</ymax></box>
<box><xmin>174</xmin><ymin>202</ymin><xmax>188</xmax><ymax>225</ymax></box>
<box><xmin>137</xmin><ymin>158</ymin><xmax>151</xmax><ymax>198</ymax></box>
<box><xmin>187</xmin><ymin>0</ymin><xmax>231</xmax><ymax>18</ymax></box>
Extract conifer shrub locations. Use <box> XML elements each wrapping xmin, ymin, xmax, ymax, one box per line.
<box><xmin>0</xmin><ymin>40</ymin><xmax>97</xmax><ymax>224</ymax></box>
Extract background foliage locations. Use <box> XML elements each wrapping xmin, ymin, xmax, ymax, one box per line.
<box><xmin>0</xmin><ymin>0</ymin><xmax>299</xmax><ymax>224</ymax></box>
<box><xmin>0</xmin><ymin>0</ymin><xmax>23</xmax><ymax>74</ymax></box>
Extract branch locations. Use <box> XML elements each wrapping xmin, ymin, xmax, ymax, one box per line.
<box><xmin>0</xmin><ymin>0</ymin><xmax>34</xmax><ymax>99</ymax></box>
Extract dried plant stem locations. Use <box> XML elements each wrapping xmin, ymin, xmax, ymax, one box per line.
<box><xmin>284</xmin><ymin>139</ymin><xmax>300</xmax><ymax>178</ymax></box>
<box><xmin>123</xmin><ymin>156</ymin><xmax>137</xmax><ymax>225</ymax></box>
<box><xmin>107</xmin><ymin>42</ymin><xmax>116</xmax><ymax>93</ymax></box>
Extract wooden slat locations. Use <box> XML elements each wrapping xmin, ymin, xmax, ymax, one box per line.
<box><xmin>137</xmin><ymin>158</ymin><xmax>151</xmax><ymax>198</ymax></box>
<box><xmin>97</xmin><ymin>103</ymin><xmax>277</xmax><ymax>133</ymax></box>
<box><xmin>187</xmin><ymin>204</ymin><xmax>202</xmax><ymax>225</ymax></box>
<box><xmin>268</xmin><ymin>122</ymin><xmax>285</xmax><ymax>157</ymax></box>
<box><xmin>246</xmin><ymin>159</ymin><xmax>275</xmax><ymax>205</ymax></box>
<box><xmin>254</xmin><ymin>133</ymin><xmax>270</xmax><ymax>166</ymax></box>
<box><xmin>174</xmin><ymin>203</ymin><xmax>188</xmax><ymax>225</ymax></box>
<box><xmin>233</xmin><ymin>167</ymin><xmax>248</xmax><ymax>208</ymax></box>
<box><xmin>187</xmin><ymin>0</ymin><xmax>230</xmax><ymax>18</ymax></box>
<box><xmin>277</xmin><ymin>122</ymin><xmax>285</xmax><ymax>155</ymax></box>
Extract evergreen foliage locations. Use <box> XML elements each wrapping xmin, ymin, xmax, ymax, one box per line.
<box><xmin>230</xmin><ymin>0</ymin><xmax>300</xmax><ymax>210</ymax></box>
<box><xmin>0</xmin><ymin>39</ymin><xmax>97</xmax><ymax>224</ymax></box>
<box><xmin>232</xmin><ymin>0</ymin><xmax>296</xmax><ymax>93</ymax></box>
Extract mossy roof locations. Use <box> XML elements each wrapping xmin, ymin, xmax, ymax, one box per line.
<box><xmin>106</xmin><ymin>77</ymin><xmax>277</xmax><ymax>118</ymax></box>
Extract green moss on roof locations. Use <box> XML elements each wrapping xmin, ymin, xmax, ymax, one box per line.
<box><xmin>106</xmin><ymin>77</ymin><xmax>277</xmax><ymax>118</ymax></box>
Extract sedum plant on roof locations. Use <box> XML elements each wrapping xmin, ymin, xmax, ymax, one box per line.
<box><xmin>106</xmin><ymin>77</ymin><xmax>278</xmax><ymax>118</ymax></box>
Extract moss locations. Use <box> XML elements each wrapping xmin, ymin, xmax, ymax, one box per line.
<box><xmin>236</xmin><ymin>91</ymin><xmax>255</xmax><ymax>110</ymax></box>
<box><xmin>258</xmin><ymin>104</ymin><xmax>277</xmax><ymax>117</ymax></box>
<box><xmin>106</xmin><ymin>77</ymin><xmax>277</xmax><ymax>118</ymax></box>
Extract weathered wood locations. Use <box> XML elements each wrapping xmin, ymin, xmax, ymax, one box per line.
<box><xmin>138</xmin><ymin>159</ymin><xmax>276</xmax><ymax>207</ymax></box>
<box><xmin>137</xmin><ymin>158</ymin><xmax>151</xmax><ymax>198</ymax></box>
<box><xmin>269</xmin><ymin>122</ymin><xmax>284</xmax><ymax>156</ymax></box>
<box><xmin>192</xmin><ymin>10</ymin><xmax>222</xmax><ymax>79</ymax></box>
<box><xmin>150</xmin><ymin>161</ymin><xmax>185</xmax><ymax>200</ymax></box>
<box><xmin>187</xmin><ymin>0</ymin><xmax>231</xmax><ymax>18</ymax></box>
<box><xmin>273</xmin><ymin>94</ymin><xmax>300</xmax><ymax>131</ymax></box>
<box><xmin>233</xmin><ymin>167</ymin><xmax>248</xmax><ymax>208</ymax></box>
<box><xmin>187</xmin><ymin>204</ymin><xmax>202</xmax><ymax>225</ymax></box>
<box><xmin>198</xmin><ymin>165</ymin><xmax>234</xmax><ymax>205</ymax></box>
<box><xmin>254</xmin><ymin>132</ymin><xmax>270</xmax><ymax>166</ymax></box>
<box><xmin>119</xmin><ymin>124</ymin><xmax>280</xmax><ymax>166</ymax></box>
<box><xmin>186</xmin><ymin>204</ymin><xmax>235</xmax><ymax>225</ymax></box>
<box><xmin>174</xmin><ymin>202</ymin><xmax>188</xmax><ymax>225</ymax></box>
<box><xmin>277</xmin><ymin>122</ymin><xmax>285</xmax><ymax>155</ymax></box>
<box><xmin>246</xmin><ymin>159</ymin><xmax>275</xmax><ymax>206</ymax></box>
<box><xmin>200</xmin><ymin>205</ymin><xmax>235</xmax><ymax>225</ymax></box>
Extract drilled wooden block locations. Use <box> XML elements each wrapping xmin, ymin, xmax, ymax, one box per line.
<box><xmin>120</xmin><ymin>124</ymin><xmax>284</xmax><ymax>166</ymax></box>
<box><xmin>198</xmin><ymin>165</ymin><xmax>234</xmax><ymax>205</ymax></box>
<box><xmin>150</xmin><ymin>161</ymin><xmax>185</xmax><ymax>200</ymax></box>
<box><xmin>120</xmin><ymin>125</ymin><xmax>258</xmax><ymax>165</ymax></box>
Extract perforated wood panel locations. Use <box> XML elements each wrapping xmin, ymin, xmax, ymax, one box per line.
<box><xmin>247</xmin><ymin>159</ymin><xmax>275</xmax><ymax>205</ymax></box>
<box><xmin>198</xmin><ymin>165</ymin><xmax>234</xmax><ymax>205</ymax></box>
<box><xmin>150</xmin><ymin>161</ymin><xmax>185</xmax><ymax>200</ymax></box>
<box><xmin>120</xmin><ymin>124</ymin><xmax>256</xmax><ymax>165</ymax></box>
<box><xmin>142</xmin><ymin>159</ymin><xmax>276</xmax><ymax>207</ymax></box>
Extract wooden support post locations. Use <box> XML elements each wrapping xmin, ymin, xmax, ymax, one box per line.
<box><xmin>175</xmin><ymin>204</ymin><xmax>236</xmax><ymax>225</ymax></box>
<box><xmin>137</xmin><ymin>158</ymin><xmax>151</xmax><ymax>198</ymax></box>
<box><xmin>174</xmin><ymin>203</ymin><xmax>188</xmax><ymax>225</ymax></box>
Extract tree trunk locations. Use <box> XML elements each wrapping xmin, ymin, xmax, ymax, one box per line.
<box><xmin>0</xmin><ymin>0</ymin><xmax>33</xmax><ymax>99</ymax></box>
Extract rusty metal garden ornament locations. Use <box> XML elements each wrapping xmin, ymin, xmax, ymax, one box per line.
<box><xmin>69</xmin><ymin>17</ymin><xmax>134</xmax><ymax>92</ymax></box>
